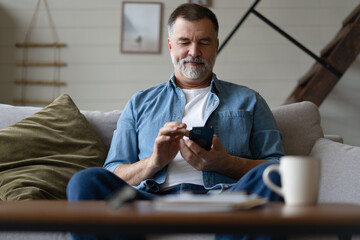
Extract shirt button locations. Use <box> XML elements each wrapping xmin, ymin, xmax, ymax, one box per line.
<box><xmin>176</xmin><ymin>116</ymin><xmax>180</xmax><ymax>119</ymax></box>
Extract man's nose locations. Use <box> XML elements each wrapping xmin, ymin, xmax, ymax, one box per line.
<box><xmin>188</xmin><ymin>43</ymin><xmax>201</xmax><ymax>57</ymax></box>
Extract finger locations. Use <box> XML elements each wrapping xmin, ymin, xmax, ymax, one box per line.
<box><xmin>184</xmin><ymin>130</ymin><xmax>190</xmax><ymax>138</ymax></box>
<box><xmin>179</xmin><ymin>139</ymin><xmax>191</xmax><ymax>157</ymax></box>
<box><xmin>163</xmin><ymin>122</ymin><xmax>186</xmax><ymax>128</ymax></box>
<box><xmin>179</xmin><ymin>139</ymin><xmax>200</xmax><ymax>163</ymax></box>
<box><xmin>154</xmin><ymin>135</ymin><xmax>172</xmax><ymax>146</ymax></box>
<box><xmin>211</xmin><ymin>135</ymin><xmax>221</xmax><ymax>151</ymax></box>
<box><xmin>158</xmin><ymin>129</ymin><xmax>187</xmax><ymax>139</ymax></box>
<box><xmin>184</xmin><ymin>139</ymin><xmax>208</xmax><ymax>159</ymax></box>
<box><xmin>158</xmin><ymin>127</ymin><xmax>177</xmax><ymax>137</ymax></box>
<box><xmin>158</xmin><ymin>123</ymin><xmax>187</xmax><ymax>137</ymax></box>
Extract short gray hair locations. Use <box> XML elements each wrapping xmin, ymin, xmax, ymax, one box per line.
<box><xmin>168</xmin><ymin>3</ymin><xmax>219</xmax><ymax>38</ymax></box>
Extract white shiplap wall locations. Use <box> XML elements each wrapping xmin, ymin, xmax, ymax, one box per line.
<box><xmin>0</xmin><ymin>0</ymin><xmax>359</xmax><ymax>146</ymax></box>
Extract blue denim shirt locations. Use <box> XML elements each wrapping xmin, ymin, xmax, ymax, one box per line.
<box><xmin>104</xmin><ymin>73</ymin><xmax>284</xmax><ymax>192</ymax></box>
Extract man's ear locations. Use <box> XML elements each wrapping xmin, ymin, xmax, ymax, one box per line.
<box><xmin>167</xmin><ymin>38</ymin><xmax>172</xmax><ymax>51</ymax></box>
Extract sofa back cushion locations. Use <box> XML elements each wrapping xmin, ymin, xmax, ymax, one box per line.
<box><xmin>1</xmin><ymin>100</ymin><xmax>325</xmax><ymax>157</ymax></box>
<box><xmin>271</xmin><ymin>101</ymin><xmax>324</xmax><ymax>156</ymax></box>
<box><xmin>81</xmin><ymin>110</ymin><xmax>121</xmax><ymax>148</ymax></box>
<box><xmin>0</xmin><ymin>105</ymin><xmax>40</xmax><ymax>129</ymax></box>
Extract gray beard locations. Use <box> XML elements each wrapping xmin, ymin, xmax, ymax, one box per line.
<box><xmin>171</xmin><ymin>53</ymin><xmax>214</xmax><ymax>80</ymax></box>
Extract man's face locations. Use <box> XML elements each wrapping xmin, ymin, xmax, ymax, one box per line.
<box><xmin>168</xmin><ymin>17</ymin><xmax>219</xmax><ymax>88</ymax></box>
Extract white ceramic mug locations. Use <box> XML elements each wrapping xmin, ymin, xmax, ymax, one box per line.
<box><xmin>262</xmin><ymin>156</ymin><xmax>321</xmax><ymax>205</ymax></box>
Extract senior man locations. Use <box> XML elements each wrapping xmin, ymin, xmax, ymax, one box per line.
<box><xmin>67</xmin><ymin>3</ymin><xmax>284</xmax><ymax>240</ymax></box>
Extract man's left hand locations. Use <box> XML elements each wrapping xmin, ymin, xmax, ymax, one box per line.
<box><xmin>179</xmin><ymin>135</ymin><xmax>230</xmax><ymax>172</ymax></box>
<box><xmin>179</xmin><ymin>135</ymin><xmax>267</xmax><ymax>180</ymax></box>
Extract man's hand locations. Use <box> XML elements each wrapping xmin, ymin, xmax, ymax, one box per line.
<box><xmin>179</xmin><ymin>135</ymin><xmax>228</xmax><ymax>172</ymax></box>
<box><xmin>179</xmin><ymin>135</ymin><xmax>266</xmax><ymax>180</ymax></box>
<box><xmin>115</xmin><ymin>122</ymin><xmax>188</xmax><ymax>186</ymax></box>
<box><xmin>149</xmin><ymin>122</ymin><xmax>188</xmax><ymax>171</ymax></box>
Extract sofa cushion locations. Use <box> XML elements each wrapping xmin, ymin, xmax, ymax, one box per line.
<box><xmin>0</xmin><ymin>104</ymin><xmax>40</xmax><ymax>129</ymax></box>
<box><xmin>310</xmin><ymin>138</ymin><xmax>360</xmax><ymax>204</ymax></box>
<box><xmin>271</xmin><ymin>101</ymin><xmax>324</xmax><ymax>156</ymax></box>
<box><xmin>81</xmin><ymin>110</ymin><xmax>121</xmax><ymax>148</ymax></box>
<box><xmin>0</xmin><ymin>94</ymin><xmax>107</xmax><ymax>200</ymax></box>
<box><xmin>0</xmin><ymin>104</ymin><xmax>121</xmax><ymax>149</ymax></box>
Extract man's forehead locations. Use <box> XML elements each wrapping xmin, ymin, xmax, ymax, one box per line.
<box><xmin>172</xmin><ymin>17</ymin><xmax>216</xmax><ymax>38</ymax></box>
<box><xmin>173</xmin><ymin>17</ymin><xmax>212</xmax><ymax>28</ymax></box>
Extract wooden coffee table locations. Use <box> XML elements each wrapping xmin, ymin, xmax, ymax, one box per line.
<box><xmin>0</xmin><ymin>201</ymin><xmax>360</xmax><ymax>238</ymax></box>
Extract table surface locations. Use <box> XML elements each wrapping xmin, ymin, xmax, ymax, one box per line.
<box><xmin>1</xmin><ymin>201</ymin><xmax>360</xmax><ymax>236</ymax></box>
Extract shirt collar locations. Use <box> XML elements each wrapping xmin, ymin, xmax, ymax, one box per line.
<box><xmin>168</xmin><ymin>73</ymin><xmax>177</xmax><ymax>89</ymax></box>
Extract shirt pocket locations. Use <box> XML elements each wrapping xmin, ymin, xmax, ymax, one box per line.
<box><xmin>211</xmin><ymin>110</ymin><xmax>253</xmax><ymax>157</ymax></box>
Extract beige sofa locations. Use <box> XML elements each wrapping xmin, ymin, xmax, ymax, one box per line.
<box><xmin>0</xmin><ymin>94</ymin><xmax>359</xmax><ymax>239</ymax></box>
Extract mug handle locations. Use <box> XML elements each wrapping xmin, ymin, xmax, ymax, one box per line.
<box><xmin>262</xmin><ymin>164</ymin><xmax>283</xmax><ymax>197</ymax></box>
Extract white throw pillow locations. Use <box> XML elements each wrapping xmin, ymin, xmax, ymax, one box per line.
<box><xmin>310</xmin><ymin>138</ymin><xmax>360</xmax><ymax>204</ymax></box>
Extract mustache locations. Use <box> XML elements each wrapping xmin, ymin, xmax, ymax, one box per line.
<box><xmin>180</xmin><ymin>57</ymin><xmax>206</xmax><ymax>64</ymax></box>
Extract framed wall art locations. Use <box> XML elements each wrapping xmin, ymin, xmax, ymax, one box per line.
<box><xmin>188</xmin><ymin>0</ymin><xmax>212</xmax><ymax>7</ymax></box>
<box><xmin>121</xmin><ymin>2</ymin><xmax>163</xmax><ymax>54</ymax></box>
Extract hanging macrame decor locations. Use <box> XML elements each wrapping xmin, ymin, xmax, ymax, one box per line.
<box><xmin>14</xmin><ymin>0</ymin><xmax>66</xmax><ymax>105</ymax></box>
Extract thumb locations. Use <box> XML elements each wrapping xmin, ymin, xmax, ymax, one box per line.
<box><xmin>211</xmin><ymin>135</ymin><xmax>222</xmax><ymax>151</ymax></box>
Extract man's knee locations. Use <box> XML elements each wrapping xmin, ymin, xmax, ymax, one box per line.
<box><xmin>248</xmin><ymin>162</ymin><xmax>281</xmax><ymax>186</ymax></box>
<box><xmin>229</xmin><ymin>162</ymin><xmax>282</xmax><ymax>201</ymax></box>
<box><xmin>67</xmin><ymin>167</ymin><xmax>123</xmax><ymax>201</ymax></box>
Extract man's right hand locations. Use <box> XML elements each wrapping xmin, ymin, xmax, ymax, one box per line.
<box><xmin>114</xmin><ymin>122</ymin><xmax>188</xmax><ymax>186</ymax></box>
<box><xmin>149</xmin><ymin>122</ymin><xmax>188</xmax><ymax>171</ymax></box>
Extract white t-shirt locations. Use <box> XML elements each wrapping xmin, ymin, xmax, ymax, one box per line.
<box><xmin>160</xmin><ymin>86</ymin><xmax>211</xmax><ymax>190</ymax></box>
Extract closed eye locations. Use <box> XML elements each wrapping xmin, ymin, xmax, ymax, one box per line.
<box><xmin>177</xmin><ymin>38</ymin><xmax>190</xmax><ymax>45</ymax></box>
<box><xmin>176</xmin><ymin>38</ymin><xmax>212</xmax><ymax>46</ymax></box>
<box><xmin>199</xmin><ymin>41</ymin><xmax>211</xmax><ymax>45</ymax></box>
<box><xmin>199</xmin><ymin>38</ymin><xmax>212</xmax><ymax>45</ymax></box>
<box><xmin>178</xmin><ymin>41</ymin><xmax>190</xmax><ymax>45</ymax></box>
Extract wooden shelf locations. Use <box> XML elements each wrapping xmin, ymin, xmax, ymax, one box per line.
<box><xmin>15</xmin><ymin>61</ymin><xmax>66</xmax><ymax>67</ymax></box>
<box><xmin>14</xmin><ymin>80</ymin><xmax>66</xmax><ymax>86</ymax></box>
<box><xmin>14</xmin><ymin>1</ymin><xmax>66</xmax><ymax>106</ymax></box>
<box><xmin>15</xmin><ymin>42</ymin><xmax>66</xmax><ymax>48</ymax></box>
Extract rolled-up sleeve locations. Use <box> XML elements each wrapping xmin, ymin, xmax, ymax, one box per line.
<box><xmin>250</xmin><ymin>93</ymin><xmax>284</xmax><ymax>162</ymax></box>
<box><xmin>103</xmin><ymin>98</ymin><xmax>139</xmax><ymax>172</ymax></box>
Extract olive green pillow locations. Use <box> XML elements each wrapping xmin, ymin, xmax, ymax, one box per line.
<box><xmin>0</xmin><ymin>94</ymin><xmax>107</xmax><ymax>200</ymax></box>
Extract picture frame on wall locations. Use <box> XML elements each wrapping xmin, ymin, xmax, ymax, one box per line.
<box><xmin>121</xmin><ymin>1</ymin><xmax>163</xmax><ymax>54</ymax></box>
<box><xmin>188</xmin><ymin>0</ymin><xmax>212</xmax><ymax>7</ymax></box>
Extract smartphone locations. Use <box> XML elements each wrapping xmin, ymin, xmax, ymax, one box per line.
<box><xmin>189</xmin><ymin>127</ymin><xmax>214</xmax><ymax>151</ymax></box>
